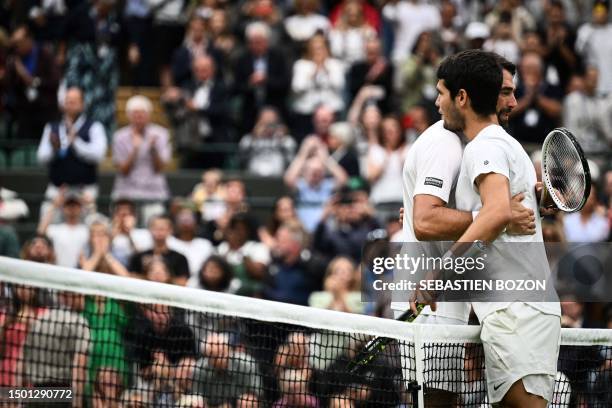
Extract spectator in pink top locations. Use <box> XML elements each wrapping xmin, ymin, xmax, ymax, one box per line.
<box><xmin>111</xmin><ymin>95</ymin><xmax>171</xmax><ymax>224</ymax></box>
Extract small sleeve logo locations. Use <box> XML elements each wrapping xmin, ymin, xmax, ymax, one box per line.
<box><xmin>424</xmin><ymin>177</ymin><xmax>443</xmax><ymax>188</ymax></box>
<box><xmin>484</xmin><ymin>160</ymin><xmax>489</xmax><ymax>165</ymax></box>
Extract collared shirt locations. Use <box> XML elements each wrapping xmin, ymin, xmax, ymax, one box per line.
<box><xmin>111</xmin><ymin>124</ymin><xmax>171</xmax><ymax>201</ymax></box>
<box><xmin>37</xmin><ymin>115</ymin><xmax>107</xmax><ymax>165</ymax></box>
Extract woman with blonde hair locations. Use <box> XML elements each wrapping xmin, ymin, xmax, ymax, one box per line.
<box><xmin>309</xmin><ymin>256</ymin><xmax>363</xmax><ymax>314</ymax></box>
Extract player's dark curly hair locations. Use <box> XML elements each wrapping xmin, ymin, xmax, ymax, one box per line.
<box><xmin>436</xmin><ymin>50</ymin><xmax>502</xmax><ymax>117</ymax></box>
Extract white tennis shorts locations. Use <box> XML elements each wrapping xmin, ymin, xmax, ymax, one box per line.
<box><xmin>396</xmin><ymin>312</ymin><xmax>466</xmax><ymax>394</ymax></box>
<box><xmin>480</xmin><ymin>302</ymin><xmax>561</xmax><ymax>404</ymax></box>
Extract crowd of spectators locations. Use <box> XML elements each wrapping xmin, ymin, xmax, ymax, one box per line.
<box><xmin>1</xmin><ymin>0</ymin><xmax>612</xmax><ymax>407</ymax></box>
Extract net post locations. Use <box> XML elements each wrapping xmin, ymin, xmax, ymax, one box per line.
<box><xmin>413</xmin><ymin>324</ymin><xmax>426</xmax><ymax>408</ymax></box>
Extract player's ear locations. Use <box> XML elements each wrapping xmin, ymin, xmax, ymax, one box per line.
<box><xmin>456</xmin><ymin>89</ymin><xmax>468</xmax><ymax>107</ymax></box>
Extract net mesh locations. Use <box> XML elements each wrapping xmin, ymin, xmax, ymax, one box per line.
<box><xmin>542</xmin><ymin>129</ymin><xmax>589</xmax><ymax>212</ymax></box>
<box><xmin>1</xmin><ymin>258</ymin><xmax>611</xmax><ymax>408</ymax></box>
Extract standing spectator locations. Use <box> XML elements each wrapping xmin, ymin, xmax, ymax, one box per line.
<box><xmin>150</xmin><ymin>0</ymin><xmax>189</xmax><ymax>87</ymax></box>
<box><xmin>171</xmin><ymin>15</ymin><xmax>224</xmax><ymax>88</ymax></box>
<box><xmin>563</xmin><ymin>184</ymin><xmax>609</xmax><ymax>242</ymax></box>
<box><xmin>258</xmin><ymin>196</ymin><xmax>301</xmax><ymax>249</ymax></box>
<box><xmin>4</xmin><ymin>25</ymin><xmax>59</xmax><ymax>140</ymax></box>
<box><xmin>36</xmin><ymin>87</ymin><xmax>107</xmax><ymax>213</ymax></box>
<box><xmin>190</xmin><ymin>169</ymin><xmax>226</xmax><ymax>222</ymax></box>
<box><xmin>22</xmin><ymin>292</ymin><xmax>90</xmax><ymax>407</ymax></box>
<box><xmin>111</xmin><ymin>95</ymin><xmax>171</xmax><ymax>224</ymax></box>
<box><xmin>237</xmin><ymin>0</ymin><xmax>285</xmax><ymax>47</ymax></box>
<box><xmin>233</xmin><ymin>22</ymin><xmax>290</xmax><ymax>134</ymax></box>
<box><xmin>208</xmin><ymin>9</ymin><xmax>237</xmax><ymax>59</ymax></box>
<box><xmin>78</xmin><ymin>219</ymin><xmax>129</xmax><ymax>276</ymax></box>
<box><xmin>329</xmin><ymin>0</ymin><xmax>381</xmax><ymax>33</ymax></box>
<box><xmin>265</xmin><ymin>221</ymin><xmax>326</xmax><ymax>305</ymax></box>
<box><xmin>217</xmin><ymin>214</ymin><xmax>271</xmax><ymax>297</ymax></box>
<box><xmin>366</xmin><ymin>116</ymin><xmax>408</xmax><ymax>209</ymax></box>
<box><xmin>347</xmin><ymin>37</ymin><xmax>393</xmax><ymax>113</ymax></box>
<box><xmin>328</xmin><ymin>122</ymin><xmax>360</xmax><ymax>177</ymax></box>
<box><xmin>382</xmin><ymin>0</ymin><xmax>440</xmax><ymax>62</ymax></box>
<box><xmin>284</xmin><ymin>137</ymin><xmax>348</xmax><ymax>232</ymax></box>
<box><xmin>305</xmin><ymin>104</ymin><xmax>335</xmax><ymax>145</ymax></box>
<box><xmin>37</xmin><ymin>191</ymin><xmax>88</xmax><ymax>268</ymax></box>
<box><xmin>163</xmin><ymin>55</ymin><xmax>229</xmax><ymax>168</ymax></box>
<box><xmin>128</xmin><ymin>215</ymin><xmax>190</xmax><ymax>286</ymax></box>
<box><xmin>238</xmin><ymin>107</ymin><xmax>296</xmax><ymax>177</ymax></box>
<box><xmin>484</xmin><ymin>0</ymin><xmax>536</xmax><ymax>41</ymax></box>
<box><xmin>483</xmin><ymin>11</ymin><xmax>520</xmax><ymax>64</ymax></box>
<box><xmin>509</xmin><ymin>51</ymin><xmax>563</xmax><ymax>144</ymax></box>
<box><xmin>329</xmin><ymin>0</ymin><xmax>376</xmax><ymax>66</ymax></box>
<box><xmin>563</xmin><ymin>67</ymin><xmax>612</xmax><ymax>156</ymax></box>
<box><xmin>167</xmin><ymin>207</ymin><xmax>214</xmax><ymax>279</ymax></box>
<box><xmin>284</xmin><ymin>0</ymin><xmax>330</xmax><ymax>47</ymax></box>
<box><xmin>290</xmin><ymin>34</ymin><xmax>345</xmax><ymax>140</ymax></box>
<box><xmin>61</xmin><ymin>0</ymin><xmax>121</xmax><ymax>134</ymax></box>
<box><xmin>439</xmin><ymin>0</ymin><xmax>462</xmax><ymax>56</ymax></box>
<box><xmin>123</xmin><ymin>0</ymin><xmax>155</xmax><ymax>86</ymax></box>
<box><xmin>576</xmin><ymin>0</ymin><xmax>612</xmax><ymax>96</ymax></box>
<box><xmin>110</xmin><ymin>199</ymin><xmax>152</xmax><ymax>267</ymax></box>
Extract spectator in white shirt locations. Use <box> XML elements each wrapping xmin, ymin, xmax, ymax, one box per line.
<box><xmin>329</xmin><ymin>0</ymin><xmax>376</xmax><ymax>66</ymax></box>
<box><xmin>168</xmin><ymin>207</ymin><xmax>214</xmax><ymax>279</ymax></box>
<box><xmin>284</xmin><ymin>0</ymin><xmax>330</xmax><ymax>44</ymax></box>
<box><xmin>290</xmin><ymin>34</ymin><xmax>346</xmax><ymax>140</ymax></box>
<box><xmin>563</xmin><ymin>184</ymin><xmax>610</xmax><ymax>242</ymax></box>
<box><xmin>37</xmin><ymin>87</ymin><xmax>107</xmax><ymax>218</ymax></box>
<box><xmin>37</xmin><ymin>191</ymin><xmax>89</xmax><ymax>268</ymax></box>
<box><xmin>110</xmin><ymin>199</ymin><xmax>152</xmax><ymax>267</ymax></box>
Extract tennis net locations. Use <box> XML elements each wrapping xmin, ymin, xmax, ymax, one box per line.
<box><xmin>0</xmin><ymin>256</ymin><xmax>611</xmax><ymax>407</ymax></box>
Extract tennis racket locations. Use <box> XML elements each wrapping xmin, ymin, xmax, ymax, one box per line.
<box><xmin>540</xmin><ymin>128</ymin><xmax>591</xmax><ymax>213</ymax></box>
<box><xmin>346</xmin><ymin>304</ymin><xmax>424</xmax><ymax>374</ymax></box>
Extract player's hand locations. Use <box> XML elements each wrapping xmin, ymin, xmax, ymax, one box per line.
<box><xmin>507</xmin><ymin>192</ymin><xmax>536</xmax><ymax>235</ymax></box>
<box><xmin>536</xmin><ymin>182</ymin><xmax>559</xmax><ymax>216</ymax></box>
<box><xmin>409</xmin><ymin>269</ymin><xmax>439</xmax><ymax>312</ymax></box>
<box><xmin>398</xmin><ymin>207</ymin><xmax>404</xmax><ymax>227</ymax></box>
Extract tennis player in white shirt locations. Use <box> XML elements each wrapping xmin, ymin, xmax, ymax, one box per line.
<box><xmin>392</xmin><ymin>55</ymin><xmax>537</xmax><ymax>405</ymax></box>
<box><xmin>427</xmin><ymin>49</ymin><xmax>561</xmax><ymax>408</ymax></box>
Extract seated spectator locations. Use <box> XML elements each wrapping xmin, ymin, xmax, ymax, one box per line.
<box><xmin>439</xmin><ymin>0</ymin><xmax>461</xmax><ymax>56</ymax></box>
<box><xmin>37</xmin><ymin>191</ymin><xmax>89</xmax><ymax>268</ymax></box>
<box><xmin>274</xmin><ymin>367</ymin><xmax>319</xmax><ymax>408</ymax></box>
<box><xmin>22</xmin><ymin>292</ymin><xmax>90</xmax><ymax>406</ymax></box>
<box><xmin>308</xmin><ymin>256</ymin><xmax>363</xmax><ymax>313</ymax></box>
<box><xmin>313</xmin><ymin>187</ymin><xmax>380</xmax><ymax>263</ymax></box>
<box><xmin>79</xmin><ymin>219</ymin><xmax>131</xmax><ymax>277</ymax></box>
<box><xmin>36</xmin><ymin>87</ymin><xmax>107</xmax><ymax>215</ymax></box>
<box><xmin>171</xmin><ymin>15</ymin><xmax>224</xmax><ymax>88</ymax></box>
<box><xmin>509</xmin><ymin>51</ymin><xmax>563</xmax><ymax>144</ymax></box>
<box><xmin>111</xmin><ymin>95</ymin><xmax>171</xmax><ymax>224</ymax></box>
<box><xmin>201</xmin><ymin>178</ymin><xmax>254</xmax><ymax>245</ymax></box>
<box><xmin>192</xmin><ymin>332</ymin><xmax>263</xmax><ymax>406</ymax></box>
<box><xmin>143</xmin><ymin>257</ymin><xmax>173</xmax><ymax>284</ymax></box>
<box><xmin>128</xmin><ymin>215</ymin><xmax>190</xmax><ymax>286</ymax></box>
<box><xmin>329</xmin><ymin>0</ymin><xmax>376</xmax><ymax>66</ymax></box>
<box><xmin>328</xmin><ymin>122</ymin><xmax>360</xmax><ymax>177</ymax></box>
<box><xmin>284</xmin><ymin>137</ymin><xmax>348</xmax><ymax>232</ymax></box>
<box><xmin>217</xmin><ymin>214</ymin><xmax>270</xmax><ymax>297</ymax></box>
<box><xmin>163</xmin><ymin>55</ymin><xmax>229</xmax><ymax>168</ymax></box>
<box><xmin>366</xmin><ymin>115</ymin><xmax>408</xmax><ymax>209</ymax></box>
<box><xmin>110</xmin><ymin>199</ymin><xmax>153</xmax><ymax>267</ymax></box>
<box><xmin>305</xmin><ymin>104</ymin><xmax>335</xmax><ymax>145</ymax></box>
<box><xmin>91</xmin><ymin>367</ymin><xmax>126</xmax><ymax>408</ymax></box>
<box><xmin>563</xmin><ymin>67</ymin><xmax>612</xmax><ymax>157</ymax></box>
<box><xmin>125</xmin><ymin>303</ymin><xmax>196</xmax><ymax>404</ymax></box>
<box><xmin>284</xmin><ymin>0</ymin><xmax>330</xmax><ymax>47</ymax></box>
<box><xmin>258</xmin><ymin>196</ymin><xmax>301</xmax><ymax>249</ymax></box>
<box><xmin>398</xmin><ymin>31</ymin><xmax>442</xmax><ymax>113</ymax></box>
<box><xmin>233</xmin><ymin>22</ymin><xmax>290</xmax><ymax>134</ymax></box>
<box><xmin>188</xmin><ymin>255</ymin><xmax>241</xmax><ymax>293</ymax></box>
<box><xmin>4</xmin><ymin>25</ymin><xmax>59</xmax><ymax>140</ymax></box>
<box><xmin>238</xmin><ymin>107</ymin><xmax>296</xmax><ymax>177</ymax></box>
<box><xmin>347</xmin><ymin>37</ymin><xmax>393</xmax><ymax>113</ymax></box>
<box><xmin>20</xmin><ymin>235</ymin><xmax>55</xmax><ymax>264</ymax></box>
<box><xmin>347</xmin><ymin>89</ymin><xmax>382</xmax><ymax>151</ymax></box>
<box><xmin>264</xmin><ymin>221</ymin><xmax>326</xmax><ymax>305</ymax></box>
<box><xmin>0</xmin><ymin>285</ymin><xmax>46</xmax><ymax>387</ymax></box>
<box><xmin>208</xmin><ymin>9</ymin><xmax>237</xmax><ymax>59</ymax></box>
<box><xmin>167</xmin><ymin>207</ymin><xmax>214</xmax><ymax>278</ymax></box>
<box><xmin>190</xmin><ymin>169</ymin><xmax>227</xmax><ymax>222</ymax></box>
<box><xmin>237</xmin><ymin>0</ymin><xmax>285</xmax><ymax>47</ymax></box>
<box><xmin>290</xmin><ymin>34</ymin><xmax>345</xmax><ymax>140</ymax></box>
<box><xmin>563</xmin><ymin>184</ymin><xmax>609</xmax><ymax>242</ymax></box>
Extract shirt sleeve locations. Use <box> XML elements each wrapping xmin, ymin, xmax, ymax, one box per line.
<box><xmin>153</xmin><ymin>127</ymin><xmax>171</xmax><ymax>164</ymax></box>
<box><xmin>37</xmin><ymin>124</ymin><xmax>54</xmax><ymax>164</ymax></box>
<box><xmin>413</xmin><ymin>134</ymin><xmax>462</xmax><ymax>203</ymax></box>
<box><xmin>464</xmin><ymin>140</ymin><xmax>510</xmax><ymax>190</ymax></box>
<box><xmin>72</xmin><ymin>122</ymin><xmax>107</xmax><ymax>163</ymax></box>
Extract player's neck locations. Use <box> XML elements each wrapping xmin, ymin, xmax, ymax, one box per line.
<box><xmin>463</xmin><ymin>113</ymin><xmax>498</xmax><ymax>141</ymax></box>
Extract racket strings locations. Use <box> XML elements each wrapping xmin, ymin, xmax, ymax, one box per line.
<box><xmin>544</xmin><ymin>131</ymin><xmax>587</xmax><ymax>211</ymax></box>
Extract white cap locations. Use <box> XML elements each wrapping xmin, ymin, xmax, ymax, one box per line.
<box><xmin>465</xmin><ymin>22</ymin><xmax>490</xmax><ymax>40</ymax></box>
